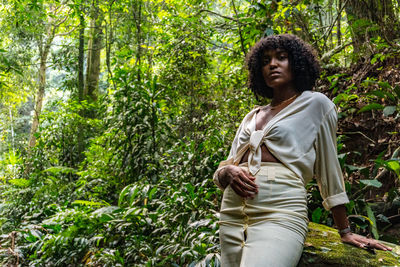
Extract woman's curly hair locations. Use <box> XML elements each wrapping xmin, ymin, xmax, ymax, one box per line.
<box><xmin>246</xmin><ymin>34</ymin><xmax>320</xmax><ymax>99</ymax></box>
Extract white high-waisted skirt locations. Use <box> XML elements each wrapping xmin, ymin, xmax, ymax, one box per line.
<box><xmin>219</xmin><ymin>162</ymin><xmax>309</xmax><ymax>267</ymax></box>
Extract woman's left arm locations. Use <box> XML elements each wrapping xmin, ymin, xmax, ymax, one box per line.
<box><xmin>331</xmin><ymin>204</ymin><xmax>392</xmax><ymax>251</ymax></box>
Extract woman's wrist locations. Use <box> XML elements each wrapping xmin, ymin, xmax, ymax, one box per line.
<box><xmin>331</xmin><ymin>204</ymin><xmax>350</xmax><ymax>234</ymax></box>
<box><xmin>218</xmin><ymin>165</ymin><xmax>234</xmax><ymax>188</ymax></box>
<box><xmin>338</xmin><ymin>226</ymin><xmax>351</xmax><ymax>237</ymax></box>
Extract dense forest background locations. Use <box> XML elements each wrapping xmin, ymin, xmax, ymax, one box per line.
<box><xmin>0</xmin><ymin>0</ymin><xmax>399</xmax><ymax>265</ymax></box>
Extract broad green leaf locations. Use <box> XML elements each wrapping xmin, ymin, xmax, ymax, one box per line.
<box><xmin>358</xmin><ymin>103</ymin><xmax>384</xmax><ymax>113</ymax></box>
<box><xmin>72</xmin><ymin>200</ymin><xmax>107</xmax><ymax>206</ymax></box>
<box><xmin>386</xmin><ymin>160</ymin><xmax>400</xmax><ymax>177</ymax></box>
<box><xmin>367</xmin><ymin>90</ymin><xmax>385</xmax><ymax>98</ymax></box>
<box><xmin>43</xmin><ymin>166</ymin><xmax>76</xmax><ymax>175</ymax></box>
<box><xmin>359</xmin><ymin>179</ymin><xmax>382</xmax><ymax>188</ymax></box>
<box><xmin>348</xmin><ymin>214</ymin><xmax>373</xmax><ymax>229</ymax></box>
<box><xmin>366</xmin><ymin>204</ymin><xmax>379</xmax><ymax>239</ymax></box>
<box><xmin>378</xmin><ymin>81</ymin><xmax>392</xmax><ymax>90</ymax></box>
<box><xmin>311</xmin><ymin>207</ymin><xmax>322</xmax><ymax>223</ymax></box>
<box><xmin>383</xmin><ymin>106</ymin><xmax>397</xmax><ymax>117</ymax></box>
<box><xmin>8</xmin><ymin>178</ymin><xmax>30</xmax><ymax>187</ymax></box>
<box><xmin>148</xmin><ymin>187</ymin><xmax>157</xmax><ymax>201</ymax></box>
<box><xmin>119</xmin><ymin>185</ymin><xmax>132</xmax><ymax>206</ymax></box>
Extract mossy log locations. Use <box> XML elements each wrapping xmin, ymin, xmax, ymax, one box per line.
<box><xmin>299</xmin><ymin>222</ymin><xmax>400</xmax><ymax>266</ymax></box>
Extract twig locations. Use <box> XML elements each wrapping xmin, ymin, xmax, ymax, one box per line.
<box><xmin>196</xmin><ymin>9</ymin><xmax>238</xmax><ymax>22</ymax></box>
<box><xmin>231</xmin><ymin>0</ymin><xmax>246</xmax><ymax>58</ymax></box>
<box><xmin>316</xmin><ymin>0</ymin><xmax>350</xmax><ymax>42</ymax></box>
<box><xmin>341</xmin><ymin>131</ymin><xmax>376</xmax><ymax>144</ymax></box>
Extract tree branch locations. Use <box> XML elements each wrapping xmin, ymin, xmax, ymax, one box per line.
<box><xmin>55</xmin><ymin>26</ymin><xmax>79</xmax><ymax>37</ymax></box>
<box><xmin>196</xmin><ymin>9</ymin><xmax>238</xmax><ymax>22</ymax></box>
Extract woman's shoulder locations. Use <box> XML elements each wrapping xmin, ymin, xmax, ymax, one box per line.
<box><xmin>235</xmin><ymin>106</ymin><xmax>260</xmax><ymax>127</ymax></box>
<box><xmin>243</xmin><ymin>105</ymin><xmax>261</xmax><ymax>117</ymax></box>
<box><xmin>301</xmin><ymin>91</ymin><xmax>335</xmax><ymax>113</ymax></box>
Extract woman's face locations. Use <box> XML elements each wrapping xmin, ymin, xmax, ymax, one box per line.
<box><xmin>261</xmin><ymin>48</ymin><xmax>294</xmax><ymax>90</ymax></box>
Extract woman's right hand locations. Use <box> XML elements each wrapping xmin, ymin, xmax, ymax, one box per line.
<box><xmin>219</xmin><ymin>165</ymin><xmax>258</xmax><ymax>198</ymax></box>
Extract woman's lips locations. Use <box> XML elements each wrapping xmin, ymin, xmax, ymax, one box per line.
<box><xmin>269</xmin><ymin>71</ymin><xmax>281</xmax><ymax>77</ymax></box>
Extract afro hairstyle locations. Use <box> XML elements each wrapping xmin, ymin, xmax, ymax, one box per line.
<box><xmin>246</xmin><ymin>34</ymin><xmax>320</xmax><ymax>99</ymax></box>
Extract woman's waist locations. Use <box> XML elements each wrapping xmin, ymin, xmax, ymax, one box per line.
<box><xmin>239</xmin><ymin>145</ymin><xmax>280</xmax><ymax>164</ymax></box>
<box><xmin>238</xmin><ymin>161</ymin><xmax>302</xmax><ymax>182</ymax></box>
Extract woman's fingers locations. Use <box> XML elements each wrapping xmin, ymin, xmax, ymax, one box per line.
<box><xmin>225</xmin><ymin>166</ymin><xmax>258</xmax><ymax>198</ymax></box>
<box><xmin>230</xmin><ymin>173</ymin><xmax>258</xmax><ymax>198</ymax></box>
<box><xmin>230</xmin><ymin>182</ymin><xmax>256</xmax><ymax>198</ymax></box>
<box><xmin>359</xmin><ymin>236</ymin><xmax>392</xmax><ymax>251</ymax></box>
<box><xmin>232</xmin><ymin>175</ymin><xmax>257</xmax><ymax>193</ymax></box>
<box><xmin>239</xmin><ymin>171</ymin><xmax>258</xmax><ymax>190</ymax></box>
<box><xmin>242</xmin><ymin>170</ymin><xmax>256</xmax><ymax>181</ymax></box>
<box><xmin>342</xmin><ymin>234</ymin><xmax>364</xmax><ymax>248</ymax></box>
<box><xmin>365</xmin><ymin>240</ymin><xmax>392</xmax><ymax>251</ymax></box>
<box><xmin>342</xmin><ymin>233</ymin><xmax>392</xmax><ymax>251</ymax></box>
<box><xmin>374</xmin><ymin>243</ymin><xmax>390</xmax><ymax>251</ymax></box>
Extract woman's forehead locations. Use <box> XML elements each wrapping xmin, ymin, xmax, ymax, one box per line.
<box><xmin>263</xmin><ymin>48</ymin><xmax>288</xmax><ymax>56</ymax></box>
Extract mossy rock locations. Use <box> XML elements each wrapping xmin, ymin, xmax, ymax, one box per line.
<box><xmin>298</xmin><ymin>222</ymin><xmax>400</xmax><ymax>267</ymax></box>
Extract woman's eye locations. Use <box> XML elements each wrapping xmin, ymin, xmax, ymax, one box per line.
<box><xmin>279</xmin><ymin>54</ymin><xmax>288</xmax><ymax>60</ymax></box>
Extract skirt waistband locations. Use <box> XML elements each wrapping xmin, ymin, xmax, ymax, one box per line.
<box><xmin>238</xmin><ymin>162</ymin><xmax>303</xmax><ymax>184</ymax></box>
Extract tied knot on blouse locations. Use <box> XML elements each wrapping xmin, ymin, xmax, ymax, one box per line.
<box><xmin>248</xmin><ymin>130</ymin><xmax>266</xmax><ymax>176</ymax></box>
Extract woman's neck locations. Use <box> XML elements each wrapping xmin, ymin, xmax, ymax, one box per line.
<box><xmin>271</xmin><ymin>87</ymin><xmax>298</xmax><ymax>106</ymax></box>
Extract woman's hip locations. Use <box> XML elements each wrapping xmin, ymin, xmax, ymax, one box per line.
<box><xmin>219</xmin><ymin>162</ymin><xmax>308</xmax><ymax>230</ymax></box>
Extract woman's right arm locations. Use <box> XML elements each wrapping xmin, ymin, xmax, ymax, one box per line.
<box><xmin>213</xmin><ymin>107</ymin><xmax>259</xmax><ymax>197</ymax></box>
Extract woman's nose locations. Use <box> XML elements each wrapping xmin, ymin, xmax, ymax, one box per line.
<box><xmin>269</xmin><ymin>57</ymin><xmax>277</xmax><ymax>68</ymax></box>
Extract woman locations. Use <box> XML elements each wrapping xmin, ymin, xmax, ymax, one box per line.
<box><xmin>213</xmin><ymin>34</ymin><xmax>391</xmax><ymax>267</ymax></box>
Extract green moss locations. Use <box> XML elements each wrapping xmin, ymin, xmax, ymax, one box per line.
<box><xmin>298</xmin><ymin>222</ymin><xmax>400</xmax><ymax>267</ymax></box>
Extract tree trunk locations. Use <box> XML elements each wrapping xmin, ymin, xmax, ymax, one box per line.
<box><xmin>77</xmin><ymin>11</ymin><xmax>85</xmax><ymax>162</ymax></box>
<box><xmin>345</xmin><ymin>0</ymin><xmax>399</xmax><ymax>59</ymax></box>
<box><xmin>337</xmin><ymin>0</ymin><xmax>342</xmax><ymax>46</ymax></box>
<box><xmin>28</xmin><ymin>40</ymin><xmax>52</xmax><ymax>148</ymax></box>
<box><xmin>27</xmin><ymin>5</ymin><xmax>70</xmax><ymax>148</ymax></box>
<box><xmin>78</xmin><ymin>13</ymin><xmax>85</xmax><ymax>102</ymax></box>
<box><xmin>84</xmin><ymin>1</ymin><xmax>103</xmax><ymax>103</ymax></box>
<box><xmin>132</xmin><ymin>0</ymin><xmax>142</xmax><ymax>82</ymax></box>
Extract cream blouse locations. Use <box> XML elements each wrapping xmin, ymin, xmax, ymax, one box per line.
<box><xmin>213</xmin><ymin>91</ymin><xmax>349</xmax><ymax>210</ymax></box>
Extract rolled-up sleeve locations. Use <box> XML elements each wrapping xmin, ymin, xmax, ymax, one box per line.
<box><xmin>314</xmin><ymin>106</ymin><xmax>349</xmax><ymax>210</ymax></box>
<box><xmin>212</xmin><ymin>110</ymin><xmax>252</xmax><ymax>191</ymax></box>
<box><xmin>212</xmin><ymin>123</ymin><xmax>242</xmax><ymax>191</ymax></box>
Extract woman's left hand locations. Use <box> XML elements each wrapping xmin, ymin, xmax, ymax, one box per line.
<box><xmin>341</xmin><ymin>232</ymin><xmax>392</xmax><ymax>251</ymax></box>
